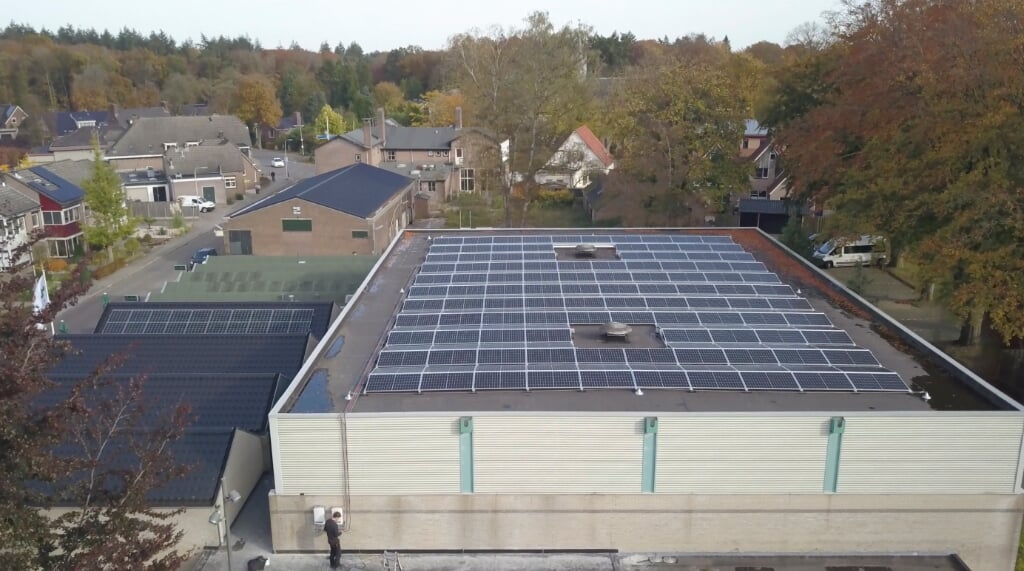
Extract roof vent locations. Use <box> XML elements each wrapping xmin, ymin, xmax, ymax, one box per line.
<box><xmin>602</xmin><ymin>321</ymin><xmax>632</xmax><ymax>339</ymax></box>
<box><xmin>574</xmin><ymin>243</ymin><xmax>597</xmax><ymax>257</ymax></box>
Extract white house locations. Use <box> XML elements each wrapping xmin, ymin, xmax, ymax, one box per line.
<box><xmin>535</xmin><ymin>125</ymin><xmax>615</xmax><ymax>190</ymax></box>
<box><xmin>0</xmin><ymin>182</ymin><xmax>42</xmax><ymax>270</ymax></box>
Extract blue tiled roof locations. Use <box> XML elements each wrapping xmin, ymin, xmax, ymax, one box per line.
<box><xmin>231</xmin><ymin>162</ymin><xmax>412</xmax><ymax>219</ymax></box>
<box><xmin>27</xmin><ymin>166</ymin><xmax>84</xmax><ymax>206</ymax></box>
<box><xmin>41</xmin><ymin>373</ymin><xmax>284</xmax><ymax>433</ymax></box>
<box><xmin>54</xmin><ymin>111</ymin><xmax>109</xmax><ymax>135</ymax></box>
<box><xmin>1</xmin><ymin>104</ymin><xmax>15</xmax><ymax>123</ymax></box>
<box><xmin>49</xmin><ymin>334</ymin><xmax>310</xmax><ymax>378</ymax></box>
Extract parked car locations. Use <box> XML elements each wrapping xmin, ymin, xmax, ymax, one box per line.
<box><xmin>270</xmin><ymin>157</ymin><xmax>285</xmax><ymax>168</ymax></box>
<box><xmin>189</xmin><ymin>247</ymin><xmax>218</xmax><ymax>269</ymax></box>
<box><xmin>178</xmin><ymin>195</ymin><xmax>216</xmax><ymax>213</ymax></box>
<box><xmin>812</xmin><ymin>235</ymin><xmax>888</xmax><ymax>268</ymax></box>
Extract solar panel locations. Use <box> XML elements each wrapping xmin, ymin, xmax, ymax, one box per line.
<box><xmin>362</xmin><ymin>233</ymin><xmax>910</xmax><ymax>396</ymax></box>
<box><xmin>97</xmin><ymin>306</ymin><xmax>317</xmax><ymax>334</ymax></box>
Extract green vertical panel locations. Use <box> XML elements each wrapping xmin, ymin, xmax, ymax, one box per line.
<box><xmin>824</xmin><ymin>416</ymin><xmax>845</xmax><ymax>493</ymax></box>
<box><xmin>459</xmin><ymin>416</ymin><xmax>474</xmax><ymax>493</ymax></box>
<box><xmin>642</xmin><ymin>417</ymin><xmax>658</xmax><ymax>493</ymax></box>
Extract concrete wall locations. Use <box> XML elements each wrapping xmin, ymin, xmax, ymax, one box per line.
<box><xmin>170</xmin><ymin>177</ymin><xmax>227</xmax><ymax>204</ymax></box>
<box><xmin>268</xmin><ymin>492</ymin><xmax>1023</xmax><ymax>570</ymax></box>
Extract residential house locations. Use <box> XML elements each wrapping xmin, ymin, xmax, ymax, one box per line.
<box><xmin>0</xmin><ymin>104</ymin><xmax>29</xmax><ymax>140</ymax></box>
<box><xmin>223</xmin><ymin>162</ymin><xmax>413</xmax><ymax>256</ymax></box>
<box><xmin>0</xmin><ymin>181</ymin><xmax>42</xmax><ymax>269</ymax></box>
<box><xmin>27</xmin><ymin>126</ymin><xmax>117</xmax><ymax>164</ymax></box>
<box><xmin>262</xmin><ymin>111</ymin><xmax>302</xmax><ymax>141</ymax></box>
<box><xmin>121</xmin><ymin>167</ymin><xmax>170</xmax><ymax>203</ymax></box>
<box><xmin>164</xmin><ymin>143</ymin><xmax>258</xmax><ymax>204</ymax></box>
<box><xmin>105</xmin><ymin>115</ymin><xmax>256</xmax><ymax>197</ymax></box>
<box><xmin>536</xmin><ymin>125</ymin><xmax>615</xmax><ymax>190</ymax></box>
<box><xmin>4</xmin><ymin>160</ymin><xmax>91</xmax><ymax>259</ymax></box>
<box><xmin>314</xmin><ymin>108</ymin><xmax>504</xmax><ymax>211</ymax></box>
<box><xmin>742</xmin><ymin>119</ymin><xmax>788</xmax><ymax>200</ymax></box>
<box><xmin>46</xmin><ymin>104</ymin><xmax>170</xmax><ymax>137</ymax></box>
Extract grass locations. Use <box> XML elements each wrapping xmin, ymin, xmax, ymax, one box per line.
<box><xmin>442</xmin><ymin>192</ymin><xmax>599</xmax><ymax>229</ymax></box>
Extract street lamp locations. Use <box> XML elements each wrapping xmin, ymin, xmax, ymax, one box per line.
<box><xmin>208</xmin><ymin>478</ymin><xmax>243</xmax><ymax>570</ymax></box>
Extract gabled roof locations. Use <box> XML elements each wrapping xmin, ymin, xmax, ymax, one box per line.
<box><xmin>1</xmin><ymin>104</ymin><xmax>19</xmax><ymax>123</ymax></box>
<box><xmin>110</xmin><ymin>105</ymin><xmax>170</xmax><ymax>130</ymax></box>
<box><xmin>47</xmin><ymin>125</ymin><xmax>123</xmax><ymax>151</ymax></box>
<box><xmin>231</xmin><ymin>163</ymin><xmax>412</xmax><ymax>220</ymax></box>
<box><xmin>0</xmin><ymin>184</ymin><xmax>39</xmax><ymax>218</ymax></box>
<box><xmin>108</xmin><ymin>115</ymin><xmax>251</xmax><ymax>157</ymax></box>
<box><xmin>338</xmin><ymin>124</ymin><xmax>459</xmax><ymax>151</ymax></box>
<box><xmin>165</xmin><ymin>143</ymin><xmax>247</xmax><ymax>178</ymax></box>
<box><xmin>15</xmin><ymin>163</ymin><xmax>88</xmax><ymax>206</ymax></box>
<box><xmin>52</xmin><ymin>111</ymin><xmax>109</xmax><ymax>136</ymax></box>
<box><xmin>49</xmin><ymin>334</ymin><xmax>310</xmax><ymax>378</ymax></box>
<box><xmin>573</xmin><ymin>126</ymin><xmax>614</xmax><ymax>168</ymax></box>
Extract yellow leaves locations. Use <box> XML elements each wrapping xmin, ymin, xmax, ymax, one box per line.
<box><xmin>232</xmin><ymin>74</ymin><xmax>282</xmax><ymax>127</ymax></box>
<box><xmin>372</xmin><ymin>81</ymin><xmax>404</xmax><ymax>112</ymax></box>
<box><xmin>418</xmin><ymin>91</ymin><xmax>466</xmax><ymax>127</ymax></box>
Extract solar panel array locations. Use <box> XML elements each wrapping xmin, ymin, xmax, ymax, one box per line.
<box><xmin>98</xmin><ymin>307</ymin><xmax>316</xmax><ymax>335</ymax></box>
<box><xmin>363</xmin><ymin>234</ymin><xmax>910</xmax><ymax>395</ymax></box>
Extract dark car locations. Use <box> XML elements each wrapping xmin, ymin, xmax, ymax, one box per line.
<box><xmin>189</xmin><ymin>247</ymin><xmax>217</xmax><ymax>270</ymax></box>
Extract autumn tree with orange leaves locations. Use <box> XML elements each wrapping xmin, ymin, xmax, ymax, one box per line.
<box><xmin>761</xmin><ymin>0</ymin><xmax>1024</xmax><ymax>344</ymax></box>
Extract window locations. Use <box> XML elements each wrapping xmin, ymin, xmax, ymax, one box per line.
<box><xmin>460</xmin><ymin>168</ymin><xmax>475</xmax><ymax>192</ymax></box>
<box><xmin>354</xmin><ymin>154</ymin><xmax>362</xmax><ymax>163</ymax></box>
<box><xmin>185</xmin><ymin>141</ymin><xmax>199</xmax><ymax>148</ymax></box>
<box><xmin>30</xmin><ymin>211</ymin><xmax>38</xmax><ymax>227</ymax></box>
<box><xmin>163</xmin><ymin>142</ymin><xmax>178</xmax><ymax>151</ymax></box>
<box><xmin>426</xmin><ymin>181</ymin><xmax>437</xmax><ymax>192</ymax></box>
<box><xmin>282</xmin><ymin>219</ymin><xmax>313</xmax><ymax>232</ymax></box>
<box><xmin>42</xmin><ymin>208</ymin><xmax>78</xmax><ymax>225</ymax></box>
<box><xmin>742</xmin><ymin>138</ymin><xmax>749</xmax><ymax>149</ymax></box>
<box><xmin>351</xmin><ymin>230</ymin><xmax>369</xmax><ymax>239</ymax></box>
<box><xmin>43</xmin><ymin>211</ymin><xmax>61</xmax><ymax>225</ymax></box>
<box><xmin>46</xmin><ymin>235</ymin><xmax>82</xmax><ymax>258</ymax></box>
<box><xmin>385</xmin><ymin>150</ymin><xmax>397</xmax><ymax>162</ymax></box>
<box><xmin>755</xmin><ymin>167</ymin><xmax>770</xmax><ymax>179</ymax></box>
<box><xmin>224</xmin><ymin>177</ymin><xmax>237</xmax><ymax>189</ymax></box>
<box><xmin>427</xmin><ymin>150</ymin><xmax>434</xmax><ymax>157</ymax></box>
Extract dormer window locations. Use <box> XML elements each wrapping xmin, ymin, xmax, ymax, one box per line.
<box><xmin>164</xmin><ymin>143</ymin><xmax>178</xmax><ymax>151</ymax></box>
<box><xmin>185</xmin><ymin>142</ymin><xmax>199</xmax><ymax>148</ymax></box>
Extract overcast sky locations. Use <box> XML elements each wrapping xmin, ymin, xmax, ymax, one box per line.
<box><xmin>13</xmin><ymin>0</ymin><xmax>843</xmax><ymax>53</ymax></box>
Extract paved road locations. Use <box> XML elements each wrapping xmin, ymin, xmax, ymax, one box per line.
<box><xmin>56</xmin><ymin>152</ymin><xmax>317</xmax><ymax>333</ymax></box>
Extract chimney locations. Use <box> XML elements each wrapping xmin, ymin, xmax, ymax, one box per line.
<box><xmin>108</xmin><ymin>103</ymin><xmax>120</xmax><ymax>126</ymax></box>
<box><xmin>455</xmin><ymin>107</ymin><xmax>463</xmax><ymax>130</ymax></box>
<box><xmin>376</xmin><ymin>108</ymin><xmax>386</xmax><ymax>147</ymax></box>
<box><xmin>362</xmin><ymin>118</ymin><xmax>372</xmax><ymax>148</ymax></box>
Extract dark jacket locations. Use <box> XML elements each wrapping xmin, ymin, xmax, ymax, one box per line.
<box><xmin>325</xmin><ymin>518</ymin><xmax>341</xmax><ymax>541</ymax></box>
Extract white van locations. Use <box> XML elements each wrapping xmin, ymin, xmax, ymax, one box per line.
<box><xmin>178</xmin><ymin>195</ymin><xmax>216</xmax><ymax>212</ymax></box>
<box><xmin>812</xmin><ymin>235</ymin><xmax>888</xmax><ymax>268</ymax></box>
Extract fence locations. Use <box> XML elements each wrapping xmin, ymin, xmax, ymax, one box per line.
<box><xmin>128</xmin><ymin>202</ymin><xmax>202</xmax><ymax>219</ymax></box>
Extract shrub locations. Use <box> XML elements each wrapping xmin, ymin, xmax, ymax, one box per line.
<box><xmin>157</xmin><ymin>227</ymin><xmax>168</xmax><ymax>236</ymax></box>
<box><xmin>45</xmin><ymin>258</ymin><xmax>68</xmax><ymax>272</ymax></box>
<box><xmin>124</xmin><ymin>237</ymin><xmax>141</xmax><ymax>257</ymax></box>
<box><xmin>141</xmin><ymin>233</ymin><xmax>153</xmax><ymax>244</ymax></box>
<box><xmin>171</xmin><ymin>213</ymin><xmax>186</xmax><ymax>230</ymax></box>
<box><xmin>535</xmin><ymin>189</ymin><xmax>574</xmax><ymax>206</ymax></box>
<box><xmin>234</xmin><ymin>192</ymin><xmax>244</xmax><ymax>201</ymax></box>
<box><xmin>226</xmin><ymin>197</ymin><xmax>234</xmax><ymax>205</ymax></box>
<box><xmin>92</xmin><ymin>258</ymin><xmax>127</xmax><ymax>279</ymax></box>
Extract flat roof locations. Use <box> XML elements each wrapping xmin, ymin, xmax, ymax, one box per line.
<box><xmin>278</xmin><ymin>229</ymin><xmax>1013</xmax><ymax>414</ymax></box>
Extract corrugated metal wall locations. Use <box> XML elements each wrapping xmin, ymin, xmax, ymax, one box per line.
<box><xmin>273</xmin><ymin>416</ymin><xmax>345</xmax><ymax>495</ymax></box>
<box><xmin>657</xmin><ymin>416</ymin><xmax>829</xmax><ymax>493</ymax></box>
<box><xmin>838</xmin><ymin>415</ymin><xmax>1024</xmax><ymax>493</ymax></box>
<box><xmin>473</xmin><ymin>416</ymin><xmax>643</xmax><ymax>493</ymax></box>
<box><xmin>345</xmin><ymin>416</ymin><xmax>462</xmax><ymax>494</ymax></box>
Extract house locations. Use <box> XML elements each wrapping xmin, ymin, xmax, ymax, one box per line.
<box><xmin>742</xmin><ymin>119</ymin><xmax>789</xmax><ymax>200</ymax></box>
<box><xmin>536</xmin><ymin>125</ymin><xmax>615</xmax><ymax>190</ymax></box>
<box><xmin>314</xmin><ymin>107</ymin><xmax>504</xmax><ymax>211</ymax></box>
<box><xmin>262</xmin><ymin>111</ymin><xmax>302</xmax><ymax>141</ymax></box>
<box><xmin>27</xmin><ymin>126</ymin><xmax>120</xmax><ymax>164</ymax></box>
<box><xmin>222</xmin><ymin>162</ymin><xmax>414</xmax><ymax>256</ymax></box>
<box><xmin>163</xmin><ymin>143</ymin><xmax>259</xmax><ymax>204</ymax></box>
<box><xmin>46</xmin><ymin>105</ymin><xmax>170</xmax><ymax>137</ymax></box>
<box><xmin>0</xmin><ymin>181</ymin><xmax>42</xmax><ymax>269</ymax></box>
<box><xmin>105</xmin><ymin>115</ymin><xmax>256</xmax><ymax>197</ymax></box>
<box><xmin>4</xmin><ymin>160</ymin><xmax>91</xmax><ymax>258</ymax></box>
<box><xmin>0</xmin><ymin>104</ymin><xmax>29</xmax><ymax>140</ymax></box>
<box><xmin>121</xmin><ymin>167</ymin><xmax>170</xmax><ymax>203</ymax></box>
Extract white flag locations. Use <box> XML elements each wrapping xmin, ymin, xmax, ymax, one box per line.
<box><xmin>33</xmin><ymin>271</ymin><xmax>50</xmax><ymax>316</ymax></box>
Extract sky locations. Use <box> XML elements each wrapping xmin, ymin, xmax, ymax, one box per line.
<box><xmin>12</xmin><ymin>0</ymin><xmax>844</xmax><ymax>53</ymax></box>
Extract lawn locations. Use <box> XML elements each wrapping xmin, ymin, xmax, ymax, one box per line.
<box><xmin>441</xmin><ymin>193</ymin><xmax>602</xmax><ymax>229</ymax></box>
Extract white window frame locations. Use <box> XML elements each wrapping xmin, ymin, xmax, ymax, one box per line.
<box><xmin>185</xmin><ymin>141</ymin><xmax>199</xmax><ymax>148</ymax></box>
<box><xmin>163</xmin><ymin>142</ymin><xmax>178</xmax><ymax>151</ymax></box>
<box><xmin>460</xmin><ymin>168</ymin><xmax>475</xmax><ymax>192</ymax></box>
<box><xmin>46</xmin><ymin>234</ymin><xmax>82</xmax><ymax>258</ymax></box>
<box><xmin>30</xmin><ymin>211</ymin><xmax>39</xmax><ymax>227</ymax></box>
<box><xmin>426</xmin><ymin>181</ymin><xmax>437</xmax><ymax>192</ymax></box>
<box><xmin>355</xmin><ymin>154</ymin><xmax>362</xmax><ymax>163</ymax></box>
<box><xmin>385</xmin><ymin>150</ymin><xmax>397</xmax><ymax>162</ymax></box>
<box><xmin>224</xmin><ymin>177</ymin><xmax>237</xmax><ymax>189</ymax></box>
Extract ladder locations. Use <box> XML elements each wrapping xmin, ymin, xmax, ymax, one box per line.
<box><xmin>382</xmin><ymin>550</ymin><xmax>404</xmax><ymax>571</ymax></box>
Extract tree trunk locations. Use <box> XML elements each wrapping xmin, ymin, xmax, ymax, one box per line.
<box><xmin>958</xmin><ymin>309</ymin><xmax>984</xmax><ymax>346</ymax></box>
<box><xmin>108</xmin><ymin>245</ymin><xmax>115</xmax><ymax>264</ymax></box>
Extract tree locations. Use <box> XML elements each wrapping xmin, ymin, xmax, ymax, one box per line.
<box><xmin>82</xmin><ymin>140</ymin><xmax>136</xmax><ymax>263</ymax></box>
<box><xmin>606</xmin><ymin>61</ymin><xmax>748</xmax><ymax>225</ymax></box>
<box><xmin>761</xmin><ymin>0</ymin><xmax>1024</xmax><ymax>344</ymax></box>
<box><xmin>232</xmin><ymin>74</ymin><xmax>282</xmax><ymax>148</ymax></box>
<box><xmin>0</xmin><ymin>235</ymin><xmax>191</xmax><ymax>570</ymax></box>
<box><xmin>372</xmin><ymin>81</ymin><xmax>404</xmax><ymax>112</ymax></box>
<box><xmin>418</xmin><ymin>90</ymin><xmax>466</xmax><ymax>127</ymax></box>
<box><xmin>313</xmin><ymin>104</ymin><xmax>346</xmax><ymax>136</ymax></box>
<box><xmin>448</xmin><ymin>12</ymin><xmax>595</xmax><ymax>226</ymax></box>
